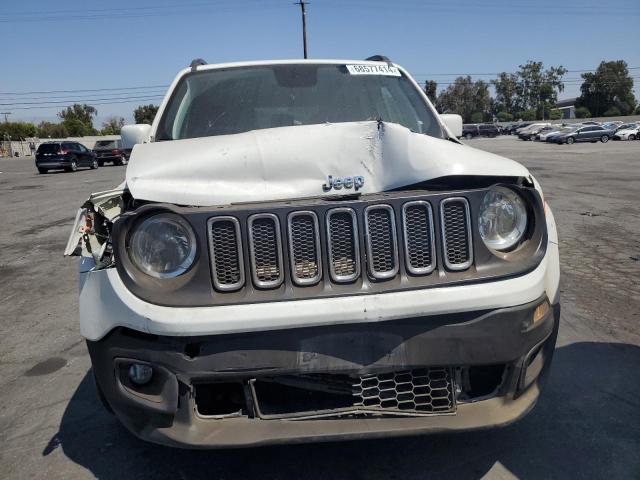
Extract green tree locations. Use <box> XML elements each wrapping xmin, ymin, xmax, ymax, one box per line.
<box><xmin>36</xmin><ymin>121</ymin><xmax>68</xmax><ymax>138</ymax></box>
<box><xmin>133</xmin><ymin>104</ymin><xmax>159</xmax><ymax>124</ymax></box>
<box><xmin>436</xmin><ymin>76</ymin><xmax>492</xmax><ymax>122</ymax></box>
<box><xmin>101</xmin><ymin>116</ymin><xmax>125</xmax><ymax>135</ymax></box>
<box><xmin>515</xmin><ymin>61</ymin><xmax>567</xmax><ymax>118</ymax></box>
<box><xmin>423</xmin><ymin>80</ymin><xmax>437</xmax><ymax>104</ymax></box>
<box><xmin>603</xmin><ymin>106</ymin><xmax>621</xmax><ymax>117</ymax></box>
<box><xmin>497</xmin><ymin>111</ymin><xmax>514</xmax><ymax>122</ymax></box>
<box><xmin>574</xmin><ymin>106</ymin><xmax>591</xmax><ymax>118</ymax></box>
<box><xmin>0</xmin><ymin>122</ymin><xmax>36</xmax><ymax>140</ymax></box>
<box><xmin>470</xmin><ymin>112</ymin><xmax>483</xmax><ymax>123</ymax></box>
<box><xmin>577</xmin><ymin>60</ymin><xmax>636</xmax><ymax>117</ymax></box>
<box><xmin>58</xmin><ymin>104</ymin><xmax>97</xmax><ymax>136</ymax></box>
<box><xmin>517</xmin><ymin>110</ymin><xmax>537</xmax><ymax>121</ymax></box>
<box><xmin>635</xmin><ymin>105</ymin><xmax>640</xmax><ymax>115</ymax></box>
<box><xmin>491</xmin><ymin>72</ymin><xmax>519</xmax><ymax>115</ymax></box>
<box><xmin>549</xmin><ymin>109</ymin><xmax>562</xmax><ymax>120</ymax></box>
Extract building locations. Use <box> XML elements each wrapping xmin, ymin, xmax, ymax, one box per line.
<box><xmin>556</xmin><ymin>97</ymin><xmax>577</xmax><ymax>119</ymax></box>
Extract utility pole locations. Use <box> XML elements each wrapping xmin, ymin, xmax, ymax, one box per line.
<box><xmin>0</xmin><ymin>112</ymin><xmax>11</xmax><ymax>123</ymax></box>
<box><xmin>295</xmin><ymin>1</ymin><xmax>308</xmax><ymax>59</ymax></box>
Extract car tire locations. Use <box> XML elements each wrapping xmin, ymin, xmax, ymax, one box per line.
<box><xmin>118</xmin><ymin>156</ymin><xmax>128</xmax><ymax>166</ymax></box>
<box><xmin>37</xmin><ymin>167</ymin><xmax>47</xmax><ymax>174</ymax></box>
<box><xmin>629</xmin><ymin>134</ymin><xmax>636</xmax><ymax>141</ymax></box>
<box><xmin>66</xmin><ymin>158</ymin><xmax>78</xmax><ymax>172</ymax></box>
<box><xmin>566</xmin><ymin>137</ymin><xmax>575</xmax><ymax>145</ymax></box>
<box><xmin>465</xmin><ymin>133</ymin><xmax>473</xmax><ymax>140</ymax></box>
<box><xmin>600</xmin><ymin>135</ymin><xmax>609</xmax><ymax>143</ymax></box>
<box><xmin>98</xmin><ymin>160</ymin><xmax>105</xmax><ymax>167</ymax></box>
<box><xmin>91</xmin><ymin>159</ymin><xmax>99</xmax><ymax>169</ymax></box>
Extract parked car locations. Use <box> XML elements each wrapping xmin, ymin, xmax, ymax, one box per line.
<box><xmin>536</xmin><ymin>125</ymin><xmax>566</xmax><ymax>141</ymax></box>
<box><xmin>517</xmin><ymin>123</ymin><xmax>550</xmax><ymax>139</ymax></box>
<box><xmin>579</xmin><ymin>121</ymin><xmax>600</xmax><ymax>126</ymax></box>
<box><xmin>601</xmin><ymin>121</ymin><xmax>623</xmax><ymax>130</ymax></box>
<box><xmin>462</xmin><ymin>123</ymin><xmax>500</xmax><ymax>139</ymax></box>
<box><xmin>612</xmin><ymin>124</ymin><xmax>640</xmax><ymax>140</ymax></box>
<box><xmin>93</xmin><ymin>139</ymin><xmax>128</xmax><ymax>166</ymax></box>
<box><xmin>35</xmin><ymin>141</ymin><xmax>98</xmax><ymax>174</ymax></box>
<box><xmin>505</xmin><ymin>122</ymin><xmax>531</xmax><ymax>135</ymax></box>
<box><xmin>65</xmin><ymin>57</ymin><xmax>560</xmax><ymax>448</ymax></box>
<box><xmin>614</xmin><ymin>122</ymin><xmax>639</xmax><ymax>133</ymax></box>
<box><xmin>553</xmin><ymin>125</ymin><xmax>613</xmax><ymax>144</ymax></box>
<box><xmin>544</xmin><ymin>126</ymin><xmax>581</xmax><ymax>143</ymax></box>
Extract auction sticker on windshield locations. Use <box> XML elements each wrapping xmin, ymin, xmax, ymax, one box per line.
<box><xmin>346</xmin><ymin>64</ymin><xmax>401</xmax><ymax>76</ymax></box>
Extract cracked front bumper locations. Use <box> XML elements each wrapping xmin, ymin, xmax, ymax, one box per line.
<box><xmin>88</xmin><ymin>298</ymin><xmax>560</xmax><ymax>448</ymax></box>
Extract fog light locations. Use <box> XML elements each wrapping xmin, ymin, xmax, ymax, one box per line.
<box><xmin>128</xmin><ymin>363</ymin><xmax>153</xmax><ymax>385</ymax></box>
<box><xmin>532</xmin><ymin>300</ymin><xmax>550</xmax><ymax>324</ymax></box>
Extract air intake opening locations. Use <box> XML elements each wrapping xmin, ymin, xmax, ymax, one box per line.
<box><xmin>194</xmin><ymin>383</ymin><xmax>247</xmax><ymax>417</ymax></box>
<box><xmin>459</xmin><ymin>364</ymin><xmax>506</xmax><ymax>400</ymax></box>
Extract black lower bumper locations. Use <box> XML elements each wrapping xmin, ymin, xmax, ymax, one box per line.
<box><xmin>88</xmin><ymin>297</ymin><xmax>559</xmax><ymax>448</ymax></box>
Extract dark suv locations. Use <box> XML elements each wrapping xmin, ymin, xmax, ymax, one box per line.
<box><xmin>35</xmin><ymin>141</ymin><xmax>98</xmax><ymax>174</ymax></box>
<box><xmin>462</xmin><ymin>123</ymin><xmax>500</xmax><ymax>139</ymax></box>
<box><xmin>93</xmin><ymin>139</ymin><xmax>128</xmax><ymax>166</ymax></box>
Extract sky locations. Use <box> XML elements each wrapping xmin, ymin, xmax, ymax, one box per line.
<box><xmin>1</xmin><ymin>0</ymin><xmax>639</xmax><ymax>127</ymax></box>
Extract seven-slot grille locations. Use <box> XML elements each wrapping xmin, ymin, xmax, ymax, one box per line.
<box><xmin>206</xmin><ymin>198</ymin><xmax>474</xmax><ymax>291</ymax></box>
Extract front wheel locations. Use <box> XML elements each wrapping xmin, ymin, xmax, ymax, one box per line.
<box><xmin>629</xmin><ymin>134</ymin><xmax>636</xmax><ymax>141</ymax></box>
<box><xmin>91</xmin><ymin>159</ymin><xmax>99</xmax><ymax>169</ymax></box>
<box><xmin>566</xmin><ymin>137</ymin><xmax>575</xmax><ymax>145</ymax></box>
<box><xmin>117</xmin><ymin>156</ymin><xmax>128</xmax><ymax>166</ymax></box>
<box><xmin>37</xmin><ymin>167</ymin><xmax>47</xmax><ymax>174</ymax></box>
<box><xmin>600</xmin><ymin>135</ymin><xmax>609</xmax><ymax>143</ymax></box>
<box><xmin>465</xmin><ymin>133</ymin><xmax>473</xmax><ymax>140</ymax></box>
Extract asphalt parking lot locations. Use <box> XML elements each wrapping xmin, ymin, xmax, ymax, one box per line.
<box><xmin>0</xmin><ymin>137</ymin><xmax>639</xmax><ymax>479</ymax></box>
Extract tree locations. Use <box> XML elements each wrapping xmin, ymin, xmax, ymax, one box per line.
<box><xmin>133</xmin><ymin>104</ymin><xmax>159</xmax><ymax>124</ymax></box>
<box><xmin>423</xmin><ymin>80</ymin><xmax>437</xmax><ymax>104</ymax></box>
<box><xmin>496</xmin><ymin>111</ymin><xmax>513</xmax><ymax>122</ymax></box>
<box><xmin>101</xmin><ymin>116</ymin><xmax>125</xmax><ymax>135</ymax></box>
<box><xmin>549</xmin><ymin>109</ymin><xmax>562</xmax><ymax>120</ymax></box>
<box><xmin>575</xmin><ymin>106</ymin><xmax>591</xmax><ymax>118</ymax></box>
<box><xmin>491</xmin><ymin>72</ymin><xmax>519</xmax><ymax>115</ymax></box>
<box><xmin>515</xmin><ymin>61</ymin><xmax>567</xmax><ymax>118</ymax></box>
<box><xmin>436</xmin><ymin>76</ymin><xmax>492</xmax><ymax>122</ymax></box>
<box><xmin>36</xmin><ymin>121</ymin><xmax>68</xmax><ymax>138</ymax></box>
<box><xmin>470</xmin><ymin>112</ymin><xmax>483</xmax><ymax>123</ymax></box>
<box><xmin>603</xmin><ymin>106</ymin><xmax>621</xmax><ymax>117</ymax></box>
<box><xmin>577</xmin><ymin>61</ymin><xmax>636</xmax><ymax>116</ymax></box>
<box><xmin>517</xmin><ymin>110</ymin><xmax>537</xmax><ymax>121</ymax></box>
<box><xmin>0</xmin><ymin>122</ymin><xmax>36</xmax><ymax>140</ymax></box>
<box><xmin>636</xmin><ymin>105</ymin><xmax>640</xmax><ymax>115</ymax></box>
<box><xmin>58</xmin><ymin>104</ymin><xmax>97</xmax><ymax>136</ymax></box>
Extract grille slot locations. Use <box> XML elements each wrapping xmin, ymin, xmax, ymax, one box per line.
<box><xmin>364</xmin><ymin>205</ymin><xmax>398</xmax><ymax>280</ymax></box>
<box><xmin>288</xmin><ymin>211</ymin><xmax>322</xmax><ymax>286</ymax></box>
<box><xmin>207</xmin><ymin>216</ymin><xmax>244</xmax><ymax>291</ymax></box>
<box><xmin>353</xmin><ymin>368</ymin><xmax>455</xmax><ymax>414</ymax></box>
<box><xmin>326</xmin><ymin>208</ymin><xmax>360</xmax><ymax>283</ymax></box>
<box><xmin>402</xmin><ymin>201</ymin><xmax>436</xmax><ymax>275</ymax></box>
<box><xmin>248</xmin><ymin>213</ymin><xmax>284</xmax><ymax>288</ymax></box>
<box><xmin>440</xmin><ymin>198</ymin><xmax>473</xmax><ymax>270</ymax></box>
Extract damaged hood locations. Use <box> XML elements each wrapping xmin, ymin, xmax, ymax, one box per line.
<box><xmin>126</xmin><ymin>121</ymin><xmax>530</xmax><ymax>206</ymax></box>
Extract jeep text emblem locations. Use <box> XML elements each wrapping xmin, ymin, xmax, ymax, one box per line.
<box><xmin>322</xmin><ymin>175</ymin><xmax>365</xmax><ymax>192</ymax></box>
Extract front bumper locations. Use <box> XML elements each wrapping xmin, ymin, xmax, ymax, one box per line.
<box><xmin>88</xmin><ymin>298</ymin><xmax>560</xmax><ymax>448</ymax></box>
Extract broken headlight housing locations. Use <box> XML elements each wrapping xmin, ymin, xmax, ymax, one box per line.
<box><xmin>128</xmin><ymin>213</ymin><xmax>197</xmax><ymax>279</ymax></box>
<box><xmin>478</xmin><ymin>186</ymin><xmax>528</xmax><ymax>251</ymax></box>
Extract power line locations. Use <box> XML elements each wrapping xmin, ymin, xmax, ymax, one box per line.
<box><xmin>9</xmin><ymin>96</ymin><xmax>164</xmax><ymax>111</ymax></box>
<box><xmin>0</xmin><ymin>84</ymin><xmax>169</xmax><ymax>96</ymax></box>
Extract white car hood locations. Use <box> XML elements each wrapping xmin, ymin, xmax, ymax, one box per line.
<box><xmin>126</xmin><ymin>121</ymin><xmax>530</xmax><ymax>206</ymax></box>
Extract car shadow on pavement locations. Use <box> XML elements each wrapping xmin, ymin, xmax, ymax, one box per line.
<box><xmin>45</xmin><ymin>341</ymin><xmax>640</xmax><ymax>479</ymax></box>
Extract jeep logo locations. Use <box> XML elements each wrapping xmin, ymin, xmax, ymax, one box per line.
<box><xmin>322</xmin><ymin>175</ymin><xmax>365</xmax><ymax>192</ymax></box>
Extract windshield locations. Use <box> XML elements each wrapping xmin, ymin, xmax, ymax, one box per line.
<box><xmin>156</xmin><ymin>63</ymin><xmax>443</xmax><ymax>141</ymax></box>
<box><xmin>94</xmin><ymin>140</ymin><xmax>117</xmax><ymax>148</ymax></box>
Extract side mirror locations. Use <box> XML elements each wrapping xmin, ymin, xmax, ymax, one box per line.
<box><xmin>120</xmin><ymin>124</ymin><xmax>152</xmax><ymax>151</ymax></box>
<box><xmin>440</xmin><ymin>114</ymin><xmax>463</xmax><ymax>138</ymax></box>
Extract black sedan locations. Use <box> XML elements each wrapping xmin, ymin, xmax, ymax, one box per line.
<box><xmin>35</xmin><ymin>141</ymin><xmax>98</xmax><ymax>173</ymax></box>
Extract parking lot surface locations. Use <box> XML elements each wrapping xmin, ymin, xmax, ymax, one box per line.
<box><xmin>0</xmin><ymin>137</ymin><xmax>639</xmax><ymax>479</ymax></box>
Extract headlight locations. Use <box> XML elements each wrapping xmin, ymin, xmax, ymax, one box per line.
<box><xmin>128</xmin><ymin>214</ymin><xmax>197</xmax><ymax>278</ymax></box>
<box><xmin>479</xmin><ymin>187</ymin><xmax>528</xmax><ymax>251</ymax></box>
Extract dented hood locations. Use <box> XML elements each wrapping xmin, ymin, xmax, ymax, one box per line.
<box><xmin>126</xmin><ymin>121</ymin><xmax>529</xmax><ymax>206</ymax></box>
